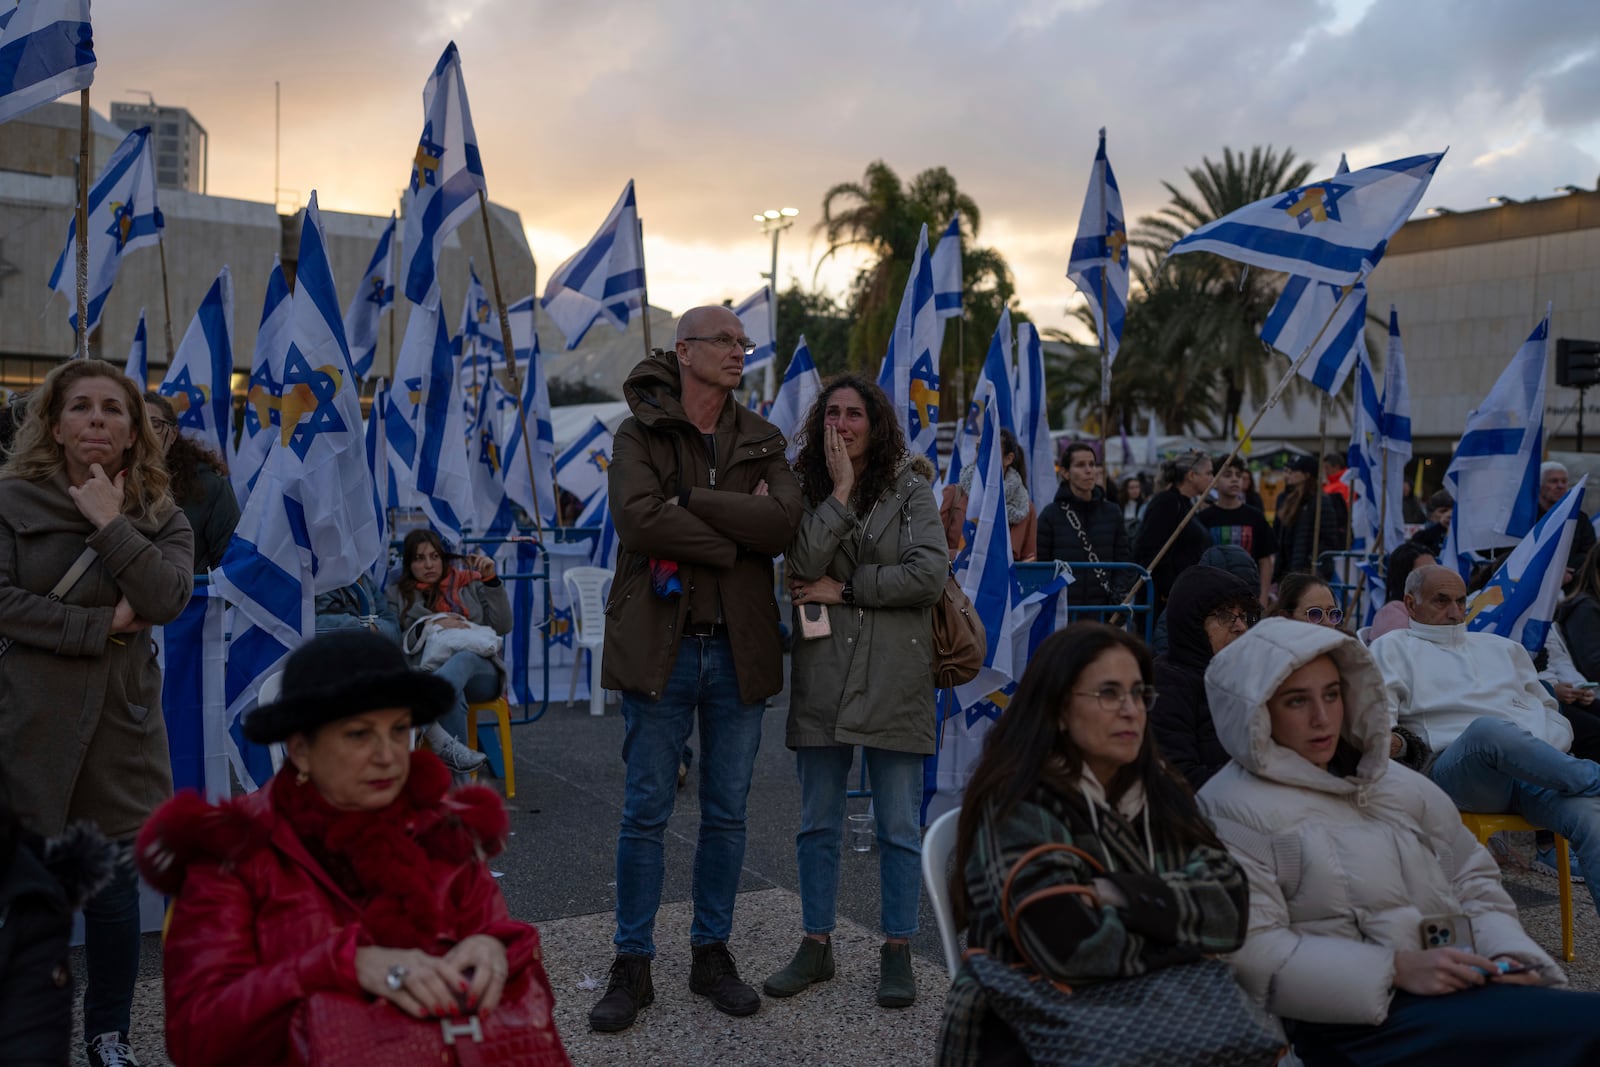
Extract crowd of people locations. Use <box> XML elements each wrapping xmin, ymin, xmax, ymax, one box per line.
<box><xmin>5</xmin><ymin>339</ymin><xmax>1600</xmax><ymax>1066</ymax></box>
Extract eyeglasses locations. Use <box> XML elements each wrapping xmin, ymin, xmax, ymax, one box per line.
<box><xmin>1073</xmin><ymin>684</ymin><xmax>1159</xmax><ymax>712</ymax></box>
<box><xmin>684</xmin><ymin>335</ymin><xmax>757</xmax><ymax>357</ymax></box>
<box><xmin>149</xmin><ymin>417</ymin><xmax>175</xmax><ymax>433</ymax></box>
<box><xmin>1303</xmin><ymin>607</ymin><xmax>1345</xmax><ymax>626</ymax></box>
<box><xmin>1208</xmin><ymin>609</ymin><xmax>1260</xmax><ymax>628</ymax></box>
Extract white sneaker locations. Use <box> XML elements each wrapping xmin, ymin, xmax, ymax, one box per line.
<box><xmin>424</xmin><ymin>723</ymin><xmax>489</xmax><ymax>775</ymax></box>
<box><xmin>88</xmin><ymin>1032</ymin><xmax>142</xmax><ymax>1067</ymax></box>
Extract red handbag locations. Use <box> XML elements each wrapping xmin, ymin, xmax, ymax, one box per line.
<box><xmin>290</xmin><ymin>972</ymin><xmax>570</xmax><ymax>1067</ymax></box>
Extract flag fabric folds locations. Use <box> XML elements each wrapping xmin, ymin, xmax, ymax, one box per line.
<box><xmin>953</xmin><ymin>308</ymin><xmax>1016</xmax><ymax>491</ymax></box>
<box><xmin>158</xmin><ymin>267</ymin><xmax>234</xmax><ymax>461</ymax></box>
<box><xmin>48</xmin><ymin>125</ymin><xmax>163</xmax><ymax>335</ymax></box>
<box><xmin>541</xmin><ymin>180</ymin><xmax>647</xmax><ymax>350</ymax></box>
<box><xmin>768</xmin><ymin>335</ymin><xmax>822</xmax><ymax>463</ymax></box>
<box><xmin>1444</xmin><ymin>307</ymin><xmax>1549</xmax><ymax>562</ymax></box>
<box><xmin>1014</xmin><ymin>324</ymin><xmax>1057</xmax><ymax>512</ymax></box>
<box><xmin>878</xmin><ymin>223</ymin><xmax>941</xmax><ymax>464</ymax></box>
<box><xmin>1260</xmin><ymin>275</ymin><xmax>1366</xmax><ymax>394</ymax></box>
<box><xmin>930</xmin><ymin>212</ymin><xmax>963</xmax><ymax>319</ymax></box>
<box><xmin>0</xmin><ymin>0</ymin><xmax>94</xmax><ymax>125</ymax></box>
<box><xmin>124</xmin><ymin>309</ymin><xmax>147</xmax><ymax>386</ymax></box>
<box><xmin>1345</xmin><ymin>337</ymin><xmax>1383</xmax><ymax>557</ymax></box>
<box><xmin>952</xmin><ymin>398</ymin><xmax>1020</xmax><ymax>709</ymax></box>
<box><xmin>387</xmin><ymin>296</ymin><xmax>474</xmax><ymax>542</ymax></box>
<box><xmin>364</xmin><ymin>377</ymin><xmax>391</xmax><ymax>583</ymax></box>
<box><xmin>399</xmin><ymin>41</ymin><xmax>486</xmax><ymax>304</ymax></box>
<box><xmin>732</xmin><ymin>284</ymin><xmax>776</xmax><ymax>371</ymax></box>
<box><xmin>1067</xmin><ymin>128</ymin><xmax>1131</xmax><ymax>365</ymax></box>
<box><xmin>343</xmin><ymin>212</ymin><xmax>396</xmax><ymax>381</ymax></box>
<box><xmin>231</xmin><ymin>258</ymin><xmax>292</xmax><ymax>509</ymax></box>
<box><xmin>555</xmin><ymin>417</ymin><xmax>614</xmax><ymax>520</ymax></box>
<box><xmin>456</xmin><ymin>261</ymin><xmax>500</xmax><ymax>426</ymax></box>
<box><xmin>1467</xmin><ymin>478</ymin><xmax>1587</xmax><ymax>655</ymax></box>
<box><xmin>1378</xmin><ymin>306</ymin><xmax>1413</xmax><ymax>553</ymax></box>
<box><xmin>1168</xmin><ymin>152</ymin><xmax>1444</xmax><ymax>286</ymax></box>
<box><xmin>501</xmin><ymin>296</ymin><xmax>558</xmax><ymax>528</ymax></box>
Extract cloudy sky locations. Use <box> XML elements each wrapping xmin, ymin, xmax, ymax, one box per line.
<box><xmin>92</xmin><ymin>0</ymin><xmax>1600</xmax><ymax>341</ymax></box>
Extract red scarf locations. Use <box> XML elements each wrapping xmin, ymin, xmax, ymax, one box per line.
<box><xmin>418</xmin><ymin>567</ymin><xmax>476</xmax><ymax>616</ymax></box>
<box><xmin>270</xmin><ymin>751</ymin><xmax>507</xmax><ymax>950</ymax></box>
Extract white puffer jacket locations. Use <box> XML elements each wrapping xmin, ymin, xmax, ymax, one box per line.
<box><xmin>1198</xmin><ymin>619</ymin><xmax>1563</xmax><ymax>1027</ymax></box>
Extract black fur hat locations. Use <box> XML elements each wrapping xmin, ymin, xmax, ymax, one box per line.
<box><xmin>242</xmin><ymin>630</ymin><xmax>455</xmax><ymax>743</ymax></box>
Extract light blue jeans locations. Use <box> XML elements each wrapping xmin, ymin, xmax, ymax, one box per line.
<box><xmin>1428</xmin><ymin>717</ymin><xmax>1600</xmax><ymax>914</ymax></box>
<box><xmin>613</xmin><ymin>633</ymin><xmax>766</xmax><ymax>958</ymax></box>
<box><xmin>433</xmin><ymin>651</ymin><xmax>501</xmax><ymax>744</ymax></box>
<box><xmin>795</xmin><ymin>745</ymin><xmax>924</xmax><ymax>939</ymax></box>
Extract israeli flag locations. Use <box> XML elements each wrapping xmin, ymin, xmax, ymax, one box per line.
<box><xmin>231</xmin><ymin>258</ymin><xmax>292</xmax><ymax>509</ymax></box>
<box><xmin>1379</xmin><ymin>306</ymin><xmax>1413</xmax><ymax>552</ymax></box>
<box><xmin>541</xmin><ymin>180</ymin><xmax>647</xmax><ymax>349</ymax></box>
<box><xmin>400</xmin><ymin>42</ymin><xmax>486</xmax><ymax>304</ymax></box>
<box><xmin>878</xmin><ymin>223</ymin><xmax>941</xmax><ymax>464</ymax></box>
<box><xmin>953</xmin><ymin>395</ymin><xmax>1019</xmax><ymax>709</ymax></box>
<box><xmin>0</xmin><ymin>0</ymin><xmax>94</xmax><ymax>126</ymax></box>
<box><xmin>1345</xmin><ymin>337</ymin><xmax>1382</xmax><ymax>555</ymax></box>
<box><xmin>1067</xmin><ymin>129</ymin><xmax>1130</xmax><ymax>364</ymax></box>
<box><xmin>214</xmin><ymin>192</ymin><xmax>383</xmax><ymax>788</ymax></box>
<box><xmin>364</xmin><ymin>377</ymin><xmax>391</xmax><ymax>584</ymax></box>
<box><xmin>1014</xmin><ymin>323</ymin><xmax>1057</xmax><ymax>512</ymax></box>
<box><xmin>951</xmin><ymin>308</ymin><xmax>1017</xmax><ymax>491</ymax></box>
<box><xmin>386</xmin><ymin>297</ymin><xmax>473</xmax><ymax>542</ymax></box>
<box><xmin>500</xmin><ymin>296</ymin><xmax>558</xmax><ymax>528</ymax></box>
<box><xmin>593</xmin><ymin>504</ymin><xmax>620</xmax><ymax>569</ymax></box>
<box><xmin>456</xmin><ymin>261</ymin><xmax>500</xmax><ymax>426</ymax></box>
<box><xmin>125</xmin><ymin>309</ymin><xmax>147</xmax><ymax>387</ymax></box>
<box><xmin>1260</xmin><ymin>275</ymin><xmax>1366</xmax><ymax>394</ymax></box>
<box><xmin>555</xmin><ymin>417</ymin><xmax>614</xmax><ymax>521</ymax></box>
<box><xmin>158</xmin><ymin>267</ymin><xmax>234</xmax><ymax>461</ymax></box>
<box><xmin>1468</xmin><ymin>477</ymin><xmax>1587</xmax><ymax>655</ymax></box>
<box><xmin>1445</xmin><ymin>306</ymin><xmax>1549</xmax><ymax>559</ymax></box>
<box><xmin>469</xmin><ymin>375</ymin><xmax>520</xmax><ymax>538</ymax></box>
<box><xmin>1170</xmin><ymin>151</ymin><xmax>1444</xmax><ymax>286</ymax></box>
<box><xmin>732</xmin><ymin>284</ymin><xmax>776</xmax><ymax>371</ymax></box>
<box><xmin>343</xmin><ymin>212</ymin><xmax>395</xmax><ymax>381</ymax></box>
<box><xmin>48</xmin><ymin>125</ymin><xmax>163</xmax><ymax>336</ymax></box>
<box><xmin>930</xmin><ymin>212</ymin><xmax>963</xmax><ymax>319</ymax></box>
<box><xmin>768</xmin><ymin>335</ymin><xmax>822</xmax><ymax>462</ymax></box>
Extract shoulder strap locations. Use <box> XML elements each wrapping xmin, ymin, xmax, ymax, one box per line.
<box><xmin>0</xmin><ymin>546</ymin><xmax>100</xmax><ymax>661</ymax></box>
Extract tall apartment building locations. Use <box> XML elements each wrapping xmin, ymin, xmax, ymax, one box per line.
<box><xmin>109</xmin><ymin>101</ymin><xmax>208</xmax><ymax>193</ymax></box>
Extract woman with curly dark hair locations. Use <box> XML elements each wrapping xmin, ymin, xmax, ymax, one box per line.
<box><xmin>764</xmin><ymin>375</ymin><xmax>946</xmax><ymax>1010</ymax></box>
<box><xmin>144</xmin><ymin>391</ymin><xmax>240</xmax><ymax>571</ymax></box>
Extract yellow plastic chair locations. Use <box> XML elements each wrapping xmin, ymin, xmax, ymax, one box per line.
<box><xmin>1459</xmin><ymin>812</ymin><xmax>1574</xmax><ymax>962</ymax></box>
<box><xmin>466</xmin><ymin>694</ymin><xmax>515</xmax><ymax>799</ymax></box>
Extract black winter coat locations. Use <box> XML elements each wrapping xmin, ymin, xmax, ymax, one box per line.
<box><xmin>1150</xmin><ymin>566</ymin><xmax>1256</xmax><ymax>792</ymax></box>
<box><xmin>1275</xmin><ymin>490</ymin><xmax>1345</xmax><ymax>576</ymax></box>
<box><xmin>1036</xmin><ymin>484</ymin><xmax>1129</xmax><ymax>604</ymax></box>
<box><xmin>1560</xmin><ymin>595</ymin><xmax>1600</xmax><ymax>683</ymax></box>
<box><xmin>1132</xmin><ymin>488</ymin><xmax>1212</xmax><ymax>608</ymax></box>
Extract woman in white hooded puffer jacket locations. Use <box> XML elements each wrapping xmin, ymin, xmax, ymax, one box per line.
<box><xmin>1198</xmin><ymin>618</ymin><xmax>1600</xmax><ymax>1066</ymax></box>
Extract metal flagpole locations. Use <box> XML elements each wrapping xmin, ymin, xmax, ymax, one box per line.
<box><xmin>475</xmin><ymin>189</ymin><xmax>544</xmax><ymax>533</ymax></box>
<box><xmin>74</xmin><ymin>90</ymin><xmax>91</xmax><ymax>357</ymax></box>
<box><xmin>157</xmin><ymin>236</ymin><xmax>177</xmax><ymax>360</ymax></box>
<box><xmin>1312</xmin><ymin>395</ymin><xmax>1329</xmax><ymax>571</ymax></box>
<box><xmin>1098</xmin><ymin>264</ymin><xmax>1111</xmax><ymax>461</ymax></box>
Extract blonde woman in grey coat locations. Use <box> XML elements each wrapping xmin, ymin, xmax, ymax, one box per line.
<box><xmin>764</xmin><ymin>375</ymin><xmax>946</xmax><ymax>1010</ymax></box>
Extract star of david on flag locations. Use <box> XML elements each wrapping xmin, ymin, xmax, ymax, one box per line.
<box><xmin>399</xmin><ymin>42</ymin><xmax>487</xmax><ymax>304</ymax></box>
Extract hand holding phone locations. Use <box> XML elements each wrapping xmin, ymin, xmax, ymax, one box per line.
<box><xmin>799</xmin><ymin>602</ymin><xmax>831</xmax><ymax>640</ymax></box>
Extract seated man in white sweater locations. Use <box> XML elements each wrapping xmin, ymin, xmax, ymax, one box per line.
<box><xmin>1370</xmin><ymin>565</ymin><xmax>1600</xmax><ymax>914</ymax></box>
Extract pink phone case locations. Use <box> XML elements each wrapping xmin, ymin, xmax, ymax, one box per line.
<box><xmin>799</xmin><ymin>603</ymin><xmax>832</xmax><ymax>640</ymax></box>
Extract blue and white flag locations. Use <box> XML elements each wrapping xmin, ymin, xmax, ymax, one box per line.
<box><xmin>158</xmin><ymin>267</ymin><xmax>234</xmax><ymax>461</ymax></box>
<box><xmin>231</xmin><ymin>258</ymin><xmax>292</xmax><ymax>508</ymax></box>
<box><xmin>48</xmin><ymin>125</ymin><xmax>163</xmax><ymax>336</ymax></box>
<box><xmin>1014</xmin><ymin>322</ymin><xmax>1056</xmax><ymax>511</ymax></box>
<box><xmin>469</xmin><ymin>376</ymin><xmax>519</xmax><ymax>539</ymax></box>
<box><xmin>1444</xmin><ymin>306</ymin><xmax>1549</xmax><ymax>561</ymax></box>
<box><xmin>125</xmin><ymin>309</ymin><xmax>147</xmax><ymax>387</ymax></box>
<box><xmin>0</xmin><ymin>0</ymin><xmax>93</xmax><ymax>125</ymax></box>
<box><xmin>386</xmin><ymin>297</ymin><xmax>474</xmax><ymax>541</ymax></box>
<box><xmin>1169</xmin><ymin>151</ymin><xmax>1444</xmax><ymax>286</ymax></box>
<box><xmin>343</xmin><ymin>212</ymin><xmax>395</xmax><ymax>381</ymax></box>
<box><xmin>214</xmin><ymin>193</ymin><xmax>382</xmax><ymax>789</ymax></box>
<box><xmin>456</xmin><ymin>261</ymin><xmax>501</xmax><ymax>427</ymax></box>
<box><xmin>1345</xmin><ymin>337</ymin><xmax>1382</xmax><ymax>555</ymax></box>
<box><xmin>732</xmin><ymin>284</ymin><xmax>776</xmax><ymax>371</ymax></box>
<box><xmin>555</xmin><ymin>417</ymin><xmax>614</xmax><ymax>521</ymax></box>
<box><xmin>400</xmin><ymin>42</ymin><xmax>486</xmax><ymax>304</ymax></box>
<box><xmin>541</xmin><ymin>180</ymin><xmax>646</xmax><ymax>350</ymax></box>
<box><xmin>500</xmin><ymin>296</ymin><xmax>557</xmax><ymax>528</ymax></box>
<box><xmin>930</xmin><ymin>212</ymin><xmax>963</xmax><ymax>319</ymax></box>
<box><xmin>768</xmin><ymin>335</ymin><xmax>822</xmax><ymax>463</ymax></box>
<box><xmin>1067</xmin><ymin>128</ymin><xmax>1130</xmax><ymax>365</ymax></box>
<box><xmin>951</xmin><ymin>308</ymin><xmax>1016</xmax><ymax>491</ymax></box>
<box><xmin>953</xmin><ymin>398</ymin><xmax>1018</xmax><ymax>709</ymax></box>
<box><xmin>1468</xmin><ymin>477</ymin><xmax>1587</xmax><ymax>655</ymax></box>
<box><xmin>878</xmin><ymin>223</ymin><xmax>941</xmax><ymax>464</ymax></box>
<box><xmin>365</xmin><ymin>377</ymin><xmax>391</xmax><ymax>584</ymax></box>
<box><xmin>1378</xmin><ymin>306</ymin><xmax>1413</xmax><ymax>553</ymax></box>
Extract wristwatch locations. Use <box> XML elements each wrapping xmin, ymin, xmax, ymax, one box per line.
<box><xmin>841</xmin><ymin>580</ymin><xmax>855</xmax><ymax>605</ymax></box>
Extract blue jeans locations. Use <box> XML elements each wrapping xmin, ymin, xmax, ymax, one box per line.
<box><xmin>613</xmin><ymin>633</ymin><xmax>765</xmax><ymax>957</ymax></box>
<box><xmin>433</xmin><ymin>651</ymin><xmax>501</xmax><ymax>743</ymax></box>
<box><xmin>1428</xmin><ymin>717</ymin><xmax>1600</xmax><ymax>913</ymax></box>
<box><xmin>83</xmin><ymin>847</ymin><xmax>140</xmax><ymax>1039</ymax></box>
<box><xmin>795</xmin><ymin>745</ymin><xmax>924</xmax><ymax>939</ymax></box>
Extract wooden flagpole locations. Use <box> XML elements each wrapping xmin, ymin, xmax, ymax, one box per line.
<box><xmin>637</xmin><ymin>217</ymin><xmax>654</xmax><ymax>357</ymax></box>
<box><xmin>1312</xmin><ymin>395</ymin><xmax>1329</xmax><ymax>571</ymax></box>
<box><xmin>74</xmin><ymin>90</ymin><xmax>91</xmax><ymax>357</ymax></box>
<box><xmin>156</xmin><ymin>236</ymin><xmax>177</xmax><ymax>360</ymax></box>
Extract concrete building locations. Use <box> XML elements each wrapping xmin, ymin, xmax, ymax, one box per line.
<box><xmin>109</xmin><ymin>100</ymin><xmax>208</xmax><ymax>193</ymax></box>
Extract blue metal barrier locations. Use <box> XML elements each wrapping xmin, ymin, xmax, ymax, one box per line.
<box><xmin>1014</xmin><ymin>560</ymin><xmax>1158</xmax><ymax>644</ymax></box>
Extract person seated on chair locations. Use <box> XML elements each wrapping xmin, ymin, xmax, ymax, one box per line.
<box><xmin>314</xmin><ymin>572</ymin><xmax>400</xmax><ymax>644</ymax></box>
<box><xmin>1271</xmin><ymin>573</ymin><xmax>1344</xmax><ymax>630</ymax></box>
<box><xmin>135</xmin><ymin>630</ymin><xmax>570</xmax><ymax>1067</ymax></box>
<box><xmin>1369</xmin><ymin>565</ymin><xmax>1600</xmax><ymax>910</ymax></box>
<box><xmin>388</xmin><ymin>529</ymin><xmax>513</xmax><ymax>777</ymax></box>
<box><xmin>937</xmin><ymin>622</ymin><xmax>1250</xmax><ymax>1067</ymax></box>
<box><xmin>1369</xmin><ymin>542</ymin><xmax>1436</xmax><ymax>641</ymax></box>
<box><xmin>1199</xmin><ymin>618</ymin><xmax>1600</xmax><ymax>1067</ymax></box>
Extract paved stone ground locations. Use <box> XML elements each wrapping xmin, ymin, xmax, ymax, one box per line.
<box><xmin>75</xmin><ymin>690</ymin><xmax>1600</xmax><ymax>1066</ymax></box>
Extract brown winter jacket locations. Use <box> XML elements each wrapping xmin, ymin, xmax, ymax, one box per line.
<box><xmin>0</xmin><ymin>470</ymin><xmax>194</xmax><ymax>838</ymax></box>
<box><xmin>601</xmin><ymin>350</ymin><xmax>804</xmax><ymax>704</ymax></box>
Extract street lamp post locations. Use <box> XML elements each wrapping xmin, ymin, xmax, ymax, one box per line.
<box><xmin>754</xmin><ymin>207</ymin><xmax>798</xmax><ymax>400</ymax></box>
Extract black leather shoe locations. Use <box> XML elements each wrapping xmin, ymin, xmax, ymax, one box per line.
<box><xmin>689</xmin><ymin>941</ymin><xmax>761</xmax><ymax>1017</ymax></box>
<box><xmin>588</xmin><ymin>953</ymin><xmax>654</xmax><ymax>1032</ymax></box>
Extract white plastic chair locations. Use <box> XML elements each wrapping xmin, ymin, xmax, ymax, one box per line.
<box><xmin>563</xmin><ymin>566</ymin><xmax>614</xmax><ymax>717</ymax></box>
<box><xmin>922</xmin><ymin>807</ymin><xmax>963</xmax><ymax>979</ymax></box>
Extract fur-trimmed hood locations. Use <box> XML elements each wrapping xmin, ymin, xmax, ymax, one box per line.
<box><xmin>2</xmin><ymin>821</ymin><xmax>120</xmax><ymax>912</ymax></box>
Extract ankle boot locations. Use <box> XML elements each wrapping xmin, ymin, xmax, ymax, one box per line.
<box><xmin>689</xmin><ymin>941</ymin><xmax>761</xmax><ymax>1016</ymax></box>
<box><xmin>763</xmin><ymin>937</ymin><xmax>835</xmax><ymax>997</ymax></box>
<box><xmin>589</xmin><ymin>953</ymin><xmax>653</xmax><ymax>1032</ymax></box>
<box><xmin>877</xmin><ymin>942</ymin><xmax>916</xmax><ymax>1008</ymax></box>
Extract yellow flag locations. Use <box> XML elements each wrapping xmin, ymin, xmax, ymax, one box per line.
<box><xmin>1235</xmin><ymin>415</ymin><xmax>1253</xmax><ymax>456</ymax></box>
